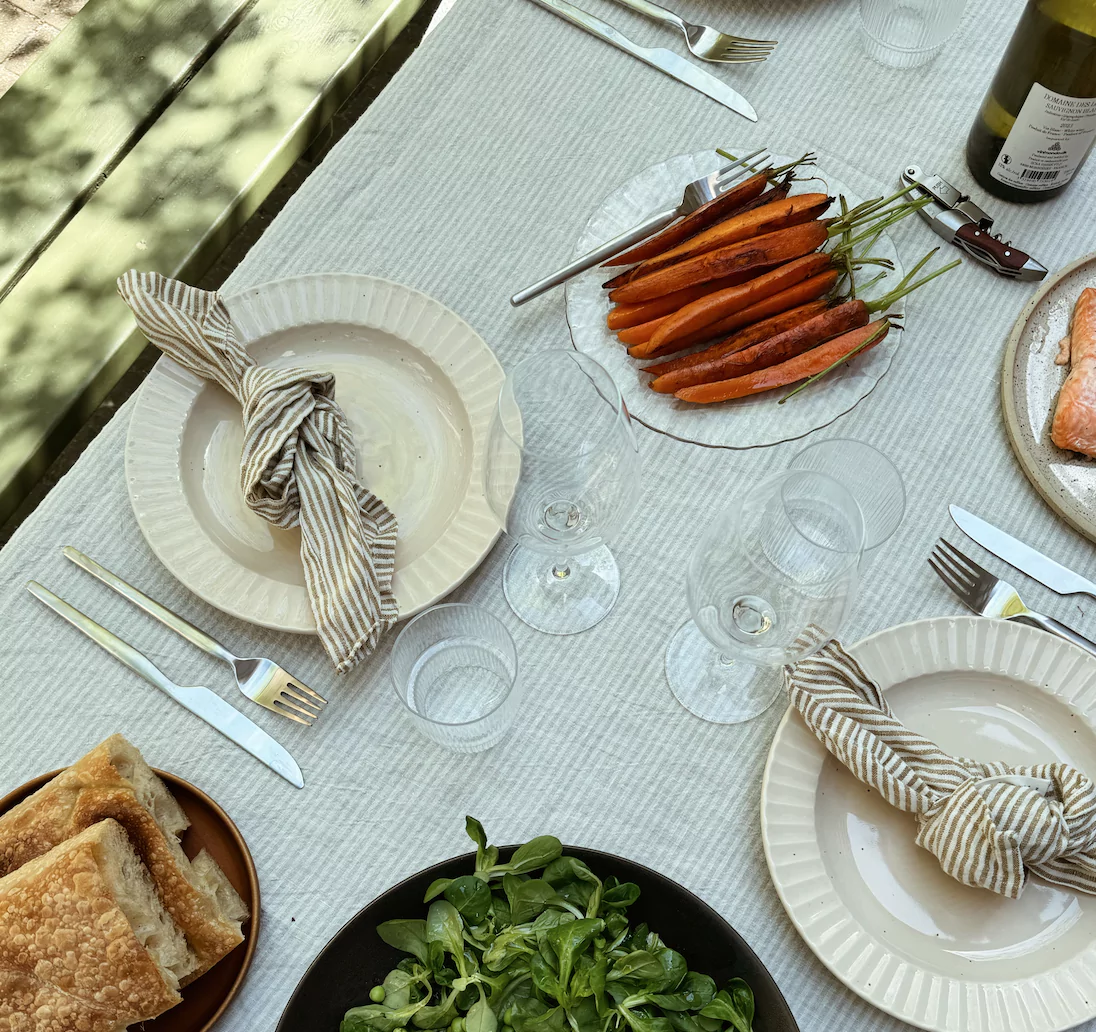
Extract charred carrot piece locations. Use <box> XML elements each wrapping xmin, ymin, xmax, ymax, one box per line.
<box><xmin>631</xmin><ymin>194</ymin><xmax>833</xmax><ymax>279</ymax></box>
<box><xmin>646</xmin><ymin>270</ymin><xmax>842</xmax><ymax>357</ymax></box>
<box><xmin>618</xmin><ymin>315</ymin><xmax>668</xmax><ymax>347</ymax></box>
<box><xmin>602</xmin><ymin>184</ymin><xmax>794</xmax><ymax>290</ymax></box>
<box><xmin>642</xmin><ymin>301</ymin><xmax>830</xmax><ymax>379</ymax></box>
<box><xmin>675</xmin><ymin>321</ymin><xmax>891</xmax><ymax>404</ymax></box>
<box><xmin>607</xmin><ymin>269</ymin><xmax>762</xmax><ymax>331</ymax></box>
<box><xmin>633</xmin><ymin>254</ymin><xmax>835</xmax><ymax>359</ymax></box>
<box><xmin>609</xmin><ymin>222</ymin><xmax>830</xmax><ymax>305</ymax></box>
<box><xmin>603</xmin><ymin>172</ymin><xmax>770</xmax><ymax>267</ymax></box>
<box><xmin>650</xmin><ymin>300</ymin><xmax>868</xmax><ymax>393</ymax></box>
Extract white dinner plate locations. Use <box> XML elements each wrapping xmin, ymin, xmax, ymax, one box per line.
<box><xmin>762</xmin><ymin>616</ymin><xmax>1096</xmax><ymax>1032</ymax></box>
<box><xmin>126</xmin><ymin>274</ymin><xmax>503</xmax><ymax>633</ymax></box>
<box><xmin>1002</xmin><ymin>249</ymin><xmax>1096</xmax><ymax>545</ymax></box>
<box><xmin>565</xmin><ymin>151</ymin><xmax>905</xmax><ymax>450</ymax></box>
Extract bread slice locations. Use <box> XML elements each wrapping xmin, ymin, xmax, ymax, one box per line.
<box><xmin>0</xmin><ymin>819</ymin><xmax>186</xmax><ymax>1030</ymax></box>
<box><xmin>0</xmin><ymin>734</ymin><xmax>246</xmax><ymax>983</ymax></box>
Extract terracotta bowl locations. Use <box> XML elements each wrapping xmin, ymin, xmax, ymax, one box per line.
<box><xmin>0</xmin><ymin>768</ymin><xmax>259</xmax><ymax>1032</ymax></box>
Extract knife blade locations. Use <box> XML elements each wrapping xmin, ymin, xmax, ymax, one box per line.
<box><xmin>524</xmin><ymin>0</ymin><xmax>757</xmax><ymax>121</ymax></box>
<box><xmin>27</xmin><ymin>580</ymin><xmax>305</xmax><ymax>788</ymax></box>
<box><xmin>948</xmin><ymin>505</ymin><xmax>1096</xmax><ymax>599</ymax></box>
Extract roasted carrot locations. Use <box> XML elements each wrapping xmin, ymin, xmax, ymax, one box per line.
<box><xmin>603</xmin><ymin>266</ymin><xmax>639</xmax><ymax>290</ymax></box>
<box><xmin>643</xmin><ymin>301</ymin><xmax>830</xmax><ymax>378</ymax></box>
<box><xmin>606</xmin><ymin>269</ymin><xmax>763</xmax><ymax>331</ymax></box>
<box><xmin>618</xmin><ymin>315</ymin><xmax>669</xmax><ymax>347</ymax></box>
<box><xmin>603</xmin><ymin>182</ymin><xmax>794</xmax><ymax>286</ymax></box>
<box><xmin>633</xmin><ymin>254</ymin><xmax>834</xmax><ymax>359</ymax></box>
<box><xmin>647</xmin><ymin>270</ymin><xmax>842</xmax><ymax>356</ymax></box>
<box><xmin>650</xmin><ymin>300</ymin><xmax>869</xmax><ymax>393</ymax></box>
<box><xmin>675</xmin><ymin>320</ymin><xmax>892</xmax><ymax>404</ymax></box>
<box><xmin>609</xmin><ymin>221</ymin><xmax>830</xmax><ymax>304</ymax></box>
<box><xmin>603</xmin><ymin>171</ymin><xmax>770</xmax><ymax>267</ymax></box>
<box><xmin>630</xmin><ymin>194</ymin><xmax>833</xmax><ymax>279</ymax></box>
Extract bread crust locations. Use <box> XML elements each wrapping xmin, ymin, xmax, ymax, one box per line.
<box><xmin>0</xmin><ymin>821</ymin><xmax>180</xmax><ymax>1030</ymax></box>
<box><xmin>0</xmin><ymin>736</ymin><xmax>244</xmax><ymax>983</ymax></box>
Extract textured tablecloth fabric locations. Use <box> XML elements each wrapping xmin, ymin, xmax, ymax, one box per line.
<box><xmin>4</xmin><ymin>1</ymin><xmax>1096</xmax><ymax>1029</ymax></box>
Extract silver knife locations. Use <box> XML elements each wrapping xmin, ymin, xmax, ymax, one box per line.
<box><xmin>524</xmin><ymin>0</ymin><xmax>757</xmax><ymax>121</ymax></box>
<box><xmin>949</xmin><ymin>505</ymin><xmax>1096</xmax><ymax>598</ymax></box>
<box><xmin>27</xmin><ymin>581</ymin><xmax>305</xmax><ymax>789</ymax></box>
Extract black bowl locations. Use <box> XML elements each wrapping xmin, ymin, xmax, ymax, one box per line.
<box><xmin>277</xmin><ymin>846</ymin><xmax>799</xmax><ymax>1032</ymax></box>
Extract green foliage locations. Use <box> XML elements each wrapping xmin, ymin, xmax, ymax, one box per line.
<box><xmin>343</xmin><ymin>819</ymin><xmax>756</xmax><ymax>1032</ymax></box>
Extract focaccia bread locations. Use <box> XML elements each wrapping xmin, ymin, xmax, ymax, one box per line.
<box><xmin>0</xmin><ymin>734</ymin><xmax>247</xmax><ymax>983</ymax></box>
<box><xmin>0</xmin><ymin>819</ymin><xmax>188</xmax><ymax>1031</ymax></box>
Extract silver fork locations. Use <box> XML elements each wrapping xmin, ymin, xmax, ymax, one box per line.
<box><xmin>511</xmin><ymin>147</ymin><xmax>769</xmax><ymax>306</ymax></box>
<box><xmin>928</xmin><ymin>538</ymin><xmax>1096</xmax><ymax>658</ymax></box>
<box><xmin>63</xmin><ymin>547</ymin><xmax>328</xmax><ymax>725</ymax></box>
<box><xmin>609</xmin><ymin>0</ymin><xmax>777</xmax><ymax>62</ymax></box>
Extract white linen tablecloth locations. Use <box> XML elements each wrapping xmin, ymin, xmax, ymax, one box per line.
<box><xmin>3</xmin><ymin>0</ymin><xmax>1096</xmax><ymax>1028</ymax></box>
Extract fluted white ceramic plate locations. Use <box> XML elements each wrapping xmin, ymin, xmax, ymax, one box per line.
<box><xmin>566</xmin><ymin>151</ymin><xmax>905</xmax><ymax>449</ymax></box>
<box><xmin>762</xmin><ymin>616</ymin><xmax>1096</xmax><ymax>1032</ymax></box>
<box><xmin>126</xmin><ymin>274</ymin><xmax>503</xmax><ymax>632</ymax></box>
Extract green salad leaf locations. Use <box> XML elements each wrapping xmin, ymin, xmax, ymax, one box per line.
<box><xmin>341</xmin><ymin>819</ymin><xmax>756</xmax><ymax>1032</ymax></box>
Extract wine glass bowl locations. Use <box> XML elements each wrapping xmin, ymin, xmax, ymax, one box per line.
<box><xmin>669</xmin><ymin>470</ymin><xmax>864</xmax><ymax>724</ymax></box>
<box><xmin>485</xmin><ymin>350</ymin><xmax>640</xmax><ymax>635</ymax></box>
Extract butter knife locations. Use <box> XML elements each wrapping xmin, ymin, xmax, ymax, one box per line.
<box><xmin>949</xmin><ymin>505</ymin><xmax>1096</xmax><ymax>599</ymax></box>
<box><xmin>524</xmin><ymin>0</ymin><xmax>757</xmax><ymax>121</ymax></box>
<box><xmin>27</xmin><ymin>581</ymin><xmax>305</xmax><ymax>789</ymax></box>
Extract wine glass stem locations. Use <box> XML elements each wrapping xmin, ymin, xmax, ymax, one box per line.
<box><xmin>552</xmin><ymin>559</ymin><xmax>572</xmax><ymax>580</ymax></box>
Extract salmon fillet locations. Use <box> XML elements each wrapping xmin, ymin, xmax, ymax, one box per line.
<box><xmin>1051</xmin><ymin>287</ymin><xmax>1096</xmax><ymax>455</ymax></box>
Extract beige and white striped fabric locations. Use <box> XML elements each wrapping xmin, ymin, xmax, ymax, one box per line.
<box><xmin>787</xmin><ymin>639</ymin><xmax>1096</xmax><ymax>898</ymax></box>
<box><xmin>117</xmin><ymin>271</ymin><xmax>399</xmax><ymax>673</ymax></box>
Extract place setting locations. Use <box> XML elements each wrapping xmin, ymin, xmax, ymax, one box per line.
<box><xmin>9</xmin><ymin>0</ymin><xmax>1096</xmax><ymax>1031</ymax></box>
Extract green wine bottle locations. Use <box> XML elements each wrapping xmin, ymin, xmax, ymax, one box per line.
<box><xmin>966</xmin><ymin>0</ymin><xmax>1096</xmax><ymax>202</ymax></box>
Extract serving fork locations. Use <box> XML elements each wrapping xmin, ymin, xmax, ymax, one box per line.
<box><xmin>511</xmin><ymin>148</ymin><xmax>769</xmax><ymax>305</ymax></box>
<box><xmin>928</xmin><ymin>538</ymin><xmax>1096</xmax><ymax>659</ymax></box>
<box><xmin>63</xmin><ymin>547</ymin><xmax>327</xmax><ymax>725</ymax></box>
<box><xmin>608</xmin><ymin>0</ymin><xmax>777</xmax><ymax>63</ymax></box>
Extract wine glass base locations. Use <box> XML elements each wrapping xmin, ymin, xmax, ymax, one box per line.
<box><xmin>666</xmin><ymin>620</ymin><xmax>784</xmax><ymax>725</ymax></box>
<box><xmin>502</xmin><ymin>544</ymin><xmax>619</xmax><ymax>635</ymax></box>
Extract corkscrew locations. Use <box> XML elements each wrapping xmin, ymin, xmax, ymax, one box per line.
<box><xmin>900</xmin><ymin>165</ymin><xmax>1047</xmax><ymax>282</ymax></box>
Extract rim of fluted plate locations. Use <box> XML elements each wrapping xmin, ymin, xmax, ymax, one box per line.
<box><xmin>761</xmin><ymin>615</ymin><xmax>1096</xmax><ymax>1032</ymax></box>
<box><xmin>124</xmin><ymin>273</ymin><xmax>504</xmax><ymax>634</ymax></box>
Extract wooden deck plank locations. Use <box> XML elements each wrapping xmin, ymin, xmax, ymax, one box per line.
<box><xmin>0</xmin><ymin>0</ymin><xmax>255</xmax><ymax>298</ymax></box>
<box><xmin>0</xmin><ymin>0</ymin><xmax>424</xmax><ymax>523</ymax></box>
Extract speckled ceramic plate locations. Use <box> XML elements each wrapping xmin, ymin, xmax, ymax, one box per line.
<box><xmin>762</xmin><ymin>616</ymin><xmax>1096</xmax><ymax>1032</ymax></box>
<box><xmin>565</xmin><ymin>151</ymin><xmax>905</xmax><ymax>450</ymax></box>
<box><xmin>126</xmin><ymin>275</ymin><xmax>503</xmax><ymax>632</ymax></box>
<box><xmin>1003</xmin><ymin>250</ymin><xmax>1096</xmax><ymax>544</ymax></box>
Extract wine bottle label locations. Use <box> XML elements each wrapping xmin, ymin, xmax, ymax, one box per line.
<box><xmin>991</xmin><ymin>82</ymin><xmax>1096</xmax><ymax>191</ymax></box>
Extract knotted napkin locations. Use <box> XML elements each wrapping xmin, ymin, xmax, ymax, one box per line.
<box><xmin>787</xmin><ymin>639</ymin><xmax>1096</xmax><ymax>898</ymax></box>
<box><xmin>117</xmin><ymin>270</ymin><xmax>399</xmax><ymax>673</ymax></box>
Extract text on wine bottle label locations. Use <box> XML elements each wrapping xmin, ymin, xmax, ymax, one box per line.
<box><xmin>992</xmin><ymin>82</ymin><xmax>1096</xmax><ymax>191</ymax></box>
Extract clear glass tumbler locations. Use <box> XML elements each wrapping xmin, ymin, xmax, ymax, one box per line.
<box><xmin>666</xmin><ymin>470</ymin><xmax>864</xmax><ymax>725</ymax></box>
<box><xmin>789</xmin><ymin>438</ymin><xmax>905</xmax><ymax>564</ymax></box>
<box><xmin>485</xmin><ymin>350</ymin><xmax>641</xmax><ymax>636</ymax></box>
<box><xmin>859</xmin><ymin>0</ymin><xmax>966</xmax><ymax>67</ymax></box>
<box><xmin>390</xmin><ymin>603</ymin><xmax>521</xmax><ymax>753</ymax></box>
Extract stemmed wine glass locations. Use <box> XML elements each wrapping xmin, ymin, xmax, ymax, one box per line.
<box><xmin>485</xmin><ymin>350</ymin><xmax>640</xmax><ymax>635</ymax></box>
<box><xmin>666</xmin><ymin>470</ymin><xmax>865</xmax><ymax>724</ymax></box>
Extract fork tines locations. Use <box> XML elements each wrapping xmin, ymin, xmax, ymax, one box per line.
<box><xmin>928</xmin><ymin>538</ymin><xmax>989</xmax><ymax>609</ymax></box>
<box><xmin>718</xmin><ymin>39</ymin><xmax>777</xmax><ymax>63</ymax></box>
<box><xmin>270</xmin><ymin>674</ymin><xmax>328</xmax><ymax>726</ymax></box>
<box><xmin>715</xmin><ymin>149</ymin><xmax>771</xmax><ymax>191</ymax></box>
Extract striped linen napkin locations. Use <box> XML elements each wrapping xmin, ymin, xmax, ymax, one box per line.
<box><xmin>118</xmin><ymin>271</ymin><xmax>399</xmax><ymax>673</ymax></box>
<box><xmin>787</xmin><ymin>639</ymin><xmax>1096</xmax><ymax>898</ymax></box>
